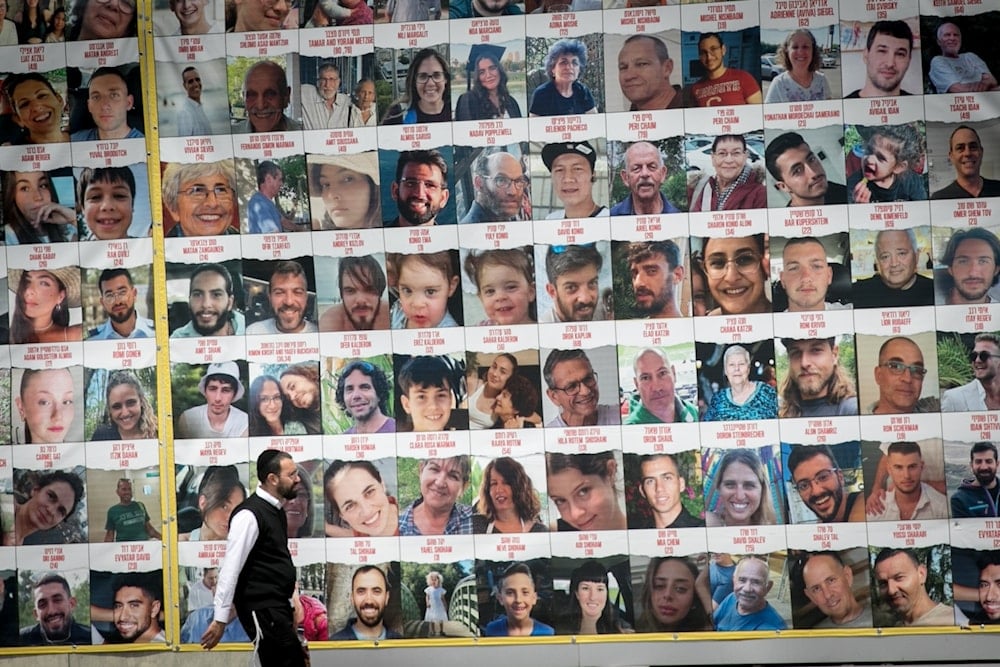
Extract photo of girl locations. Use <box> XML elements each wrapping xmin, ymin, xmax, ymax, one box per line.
<box><xmin>462</xmin><ymin>247</ymin><xmax>537</xmax><ymax>326</ymax></box>
<box><xmin>389</xmin><ymin>250</ymin><xmax>462</xmax><ymax>329</ymax></box>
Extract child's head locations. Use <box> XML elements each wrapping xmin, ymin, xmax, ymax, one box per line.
<box><xmin>862</xmin><ymin>125</ymin><xmax>920</xmax><ymax>185</ymax></box>
<box><xmin>399</xmin><ymin>356</ymin><xmax>454</xmax><ymax>431</ymax></box>
<box><xmin>496</xmin><ymin>563</ymin><xmax>538</xmax><ymax>624</ymax></box>
<box><xmin>426</xmin><ymin>570</ymin><xmax>442</xmax><ymax>587</ymax></box>
<box><xmin>464</xmin><ymin>248</ymin><xmax>536</xmax><ymax>325</ymax></box>
<box><xmin>392</xmin><ymin>251</ymin><xmax>459</xmax><ymax>328</ymax></box>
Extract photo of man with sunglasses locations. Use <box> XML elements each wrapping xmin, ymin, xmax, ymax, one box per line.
<box><xmin>697</xmin><ymin>234</ymin><xmax>771</xmax><ymax>316</ymax></box>
<box><xmin>942</xmin><ymin>333</ymin><xmax>1000</xmax><ymax>412</ymax></box>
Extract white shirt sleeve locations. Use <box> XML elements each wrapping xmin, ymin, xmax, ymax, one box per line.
<box><xmin>212</xmin><ymin>508</ymin><xmax>260</xmax><ymax>624</ymax></box>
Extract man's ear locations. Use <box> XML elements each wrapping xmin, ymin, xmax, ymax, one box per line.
<box><xmin>151</xmin><ymin>599</ymin><xmax>162</xmax><ymax>618</ymax></box>
<box><xmin>765</xmin><ymin>579</ymin><xmax>773</xmax><ymax>594</ymax></box>
<box><xmin>390</xmin><ymin>181</ymin><xmax>400</xmax><ymax>202</ymax></box>
<box><xmin>774</xmin><ymin>180</ymin><xmax>790</xmax><ymax>195</ymax></box>
<box><xmin>545</xmin><ymin>282</ymin><xmax>557</xmax><ymax>300</ymax></box>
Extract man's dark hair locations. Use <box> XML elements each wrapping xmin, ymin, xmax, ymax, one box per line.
<box><xmin>256</xmin><ymin>160</ymin><xmax>282</xmax><ymax>187</ymax></box>
<box><xmin>886</xmin><ymin>441</ymin><xmax>922</xmax><ymax>458</ymax></box>
<box><xmin>976</xmin><ymin>550</ymin><xmax>1000</xmax><ymax>573</ymax></box>
<box><xmin>764</xmin><ymin>131</ymin><xmax>808</xmax><ymax>181</ymax></box>
<box><xmin>545</xmin><ymin>243</ymin><xmax>603</xmax><ymax>284</ymax></box>
<box><xmin>874</xmin><ymin>547</ymin><xmax>920</xmax><ymax>569</ymax></box>
<box><xmin>971</xmin><ymin>441</ymin><xmax>998</xmax><ymax>462</ymax></box>
<box><xmin>786</xmin><ymin>444</ymin><xmax>838</xmax><ymax>481</ymax></box>
<box><xmin>542</xmin><ymin>348</ymin><xmax>593</xmax><ymax>389</ymax></box>
<box><xmin>33</xmin><ymin>573</ymin><xmax>71</xmax><ymax>596</ymax></box>
<box><xmin>351</xmin><ymin>564</ymin><xmax>389</xmax><ymax>590</ymax></box>
<box><xmin>623</xmin><ymin>34</ymin><xmax>670</xmax><ymax>62</ymax></box>
<box><xmin>866</xmin><ymin>20</ymin><xmax>914</xmax><ymax>52</ymax></box>
<box><xmin>339</xmin><ymin>256</ymin><xmax>386</xmax><ymax>297</ymax></box>
<box><xmin>90</xmin><ymin>66</ymin><xmax>130</xmax><ymax>89</ymax></box>
<box><xmin>697</xmin><ymin>32</ymin><xmax>723</xmax><ymax>50</ymax></box>
<box><xmin>335</xmin><ymin>360</ymin><xmax>390</xmax><ymax>414</ymax></box>
<box><xmin>99</xmin><ymin>267</ymin><xmax>135</xmax><ymax>292</ymax></box>
<box><xmin>395</xmin><ymin>149</ymin><xmax>449</xmax><ymax>183</ymax></box>
<box><xmin>182</xmin><ymin>65</ymin><xmax>198</xmax><ymax>77</ymax></box>
<box><xmin>782</xmin><ymin>236</ymin><xmax>827</xmax><ymax>256</ymax></box>
<box><xmin>398</xmin><ymin>356</ymin><xmax>452</xmax><ymax>394</ymax></box>
<box><xmin>257</xmin><ymin>448</ymin><xmax>292</xmax><ymax>482</ymax></box>
<box><xmin>270</xmin><ymin>260</ymin><xmax>306</xmax><ymax>288</ymax></box>
<box><xmin>111</xmin><ymin>571</ymin><xmax>162</xmax><ymax>603</ymax></box>
<box><xmin>940</xmin><ymin>227</ymin><xmax>1000</xmax><ymax>287</ymax></box>
<box><xmin>949</xmin><ymin>124</ymin><xmax>981</xmax><ymax>149</ymax></box>
<box><xmin>626</xmin><ymin>241</ymin><xmax>681</xmax><ymax>271</ymax></box>
<box><xmin>204</xmin><ymin>372</ymin><xmax>238</xmax><ymax>394</ymax></box>
<box><xmin>189</xmin><ymin>263</ymin><xmax>234</xmax><ymax>296</ymax></box>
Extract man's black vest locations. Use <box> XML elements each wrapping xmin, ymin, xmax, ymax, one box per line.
<box><xmin>232</xmin><ymin>493</ymin><xmax>296</xmax><ymax>612</ymax></box>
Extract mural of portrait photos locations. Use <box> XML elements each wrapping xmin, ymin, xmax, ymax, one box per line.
<box><xmin>2</xmin><ymin>0</ymin><xmax>1000</xmax><ymax>652</ymax></box>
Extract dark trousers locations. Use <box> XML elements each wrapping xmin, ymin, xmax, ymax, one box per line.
<box><xmin>237</xmin><ymin>605</ymin><xmax>306</xmax><ymax>667</ymax></box>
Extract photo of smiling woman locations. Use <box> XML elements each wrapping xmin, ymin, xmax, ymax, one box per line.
<box><xmin>382</xmin><ymin>48</ymin><xmax>452</xmax><ymax>125</ymax></box>
<box><xmin>14</xmin><ymin>366</ymin><xmax>84</xmax><ymax>444</ymax></box>
<box><xmin>555</xmin><ymin>559</ymin><xmax>633</xmax><ymax>634</ymax></box>
<box><xmin>89</xmin><ymin>369</ymin><xmax>157</xmax><ymax>441</ymax></box>
<box><xmin>703</xmin><ymin>447</ymin><xmax>784</xmax><ymax>527</ymax></box>
<box><xmin>11</xmin><ymin>468</ymin><xmax>86</xmax><ymax>545</ymax></box>
<box><xmin>545</xmin><ymin>451</ymin><xmax>627</xmax><ymax>532</ymax></box>
<box><xmin>398</xmin><ymin>455</ymin><xmax>473</xmax><ymax>536</ymax></box>
<box><xmin>473</xmin><ymin>457</ymin><xmax>546</xmax><ymax>534</ymax></box>
<box><xmin>324</xmin><ymin>459</ymin><xmax>399</xmax><ymax>538</ymax></box>
<box><xmin>2</xmin><ymin>73</ymin><xmax>70</xmax><ymax>145</ymax></box>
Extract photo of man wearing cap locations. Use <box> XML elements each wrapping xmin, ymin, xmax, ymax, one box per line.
<box><xmin>541</xmin><ymin>141</ymin><xmax>609</xmax><ymax>220</ymax></box>
<box><xmin>176</xmin><ymin>362</ymin><xmax>249</xmax><ymax>439</ymax></box>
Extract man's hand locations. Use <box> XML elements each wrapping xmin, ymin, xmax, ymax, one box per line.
<box><xmin>200</xmin><ymin>620</ymin><xmax>226</xmax><ymax>650</ymax></box>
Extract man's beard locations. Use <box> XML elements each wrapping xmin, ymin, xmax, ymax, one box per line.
<box><xmin>109</xmin><ymin>306</ymin><xmax>135</xmax><ymax>325</ymax></box>
<box><xmin>398</xmin><ymin>198</ymin><xmax>439</xmax><ymax>226</ymax></box>
<box><xmin>275</xmin><ymin>306</ymin><xmax>305</xmax><ymax>332</ymax></box>
<box><xmin>357</xmin><ymin>604</ymin><xmax>384</xmax><ymax>628</ymax></box>
<box><xmin>634</xmin><ymin>288</ymin><xmax>670</xmax><ymax>316</ymax></box>
<box><xmin>808</xmin><ymin>484</ymin><xmax>844</xmax><ymax>521</ymax></box>
<box><xmin>346</xmin><ymin>299</ymin><xmax>380</xmax><ymax>330</ymax></box>
<box><xmin>41</xmin><ymin>616</ymin><xmax>72</xmax><ymax>641</ymax></box>
<box><xmin>975</xmin><ymin>469</ymin><xmax>997</xmax><ymax>488</ymax></box>
<box><xmin>192</xmin><ymin>308</ymin><xmax>232</xmax><ymax>336</ymax></box>
<box><xmin>479</xmin><ymin>184</ymin><xmax>516</xmax><ymax>219</ymax></box>
<box><xmin>351</xmin><ymin>402</ymin><xmax>379</xmax><ymax>424</ymax></box>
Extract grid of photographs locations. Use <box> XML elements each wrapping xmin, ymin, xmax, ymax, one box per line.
<box><xmin>1</xmin><ymin>0</ymin><xmax>999</xmax><ymax>650</ymax></box>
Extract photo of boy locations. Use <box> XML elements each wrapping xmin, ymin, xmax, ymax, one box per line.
<box><xmin>394</xmin><ymin>355</ymin><xmax>468</xmax><ymax>432</ymax></box>
<box><xmin>483</xmin><ymin>562</ymin><xmax>554</xmax><ymax>636</ymax></box>
<box><xmin>846</xmin><ymin>124</ymin><xmax>927</xmax><ymax>203</ymax></box>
